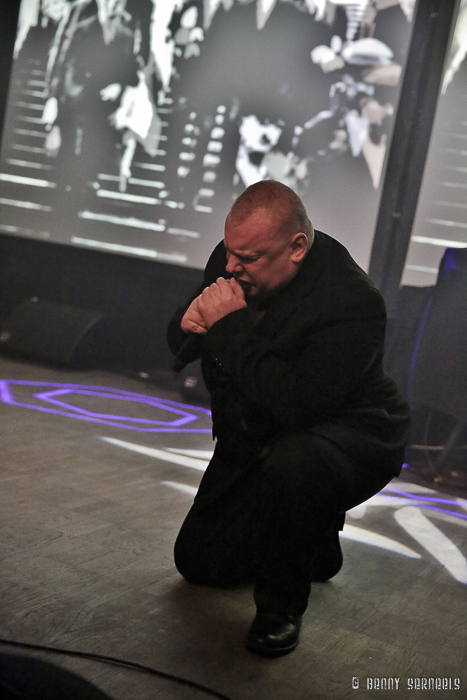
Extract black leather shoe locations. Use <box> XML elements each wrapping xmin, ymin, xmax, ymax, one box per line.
<box><xmin>245</xmin><ymin>612</ymin><xmax>302</xmax><ymax>657</ymax></box>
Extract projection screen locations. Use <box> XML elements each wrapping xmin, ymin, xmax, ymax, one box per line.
<box><xmin>0</xmin><ymin>0</ymin><xmax>415</xmax><ymax>271</ymax></box>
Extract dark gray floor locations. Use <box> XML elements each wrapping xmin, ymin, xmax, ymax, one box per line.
<box><xmin>0</xmin><ymin>355</ymin><xmax>466</xmax><ymax>700</ymax></box>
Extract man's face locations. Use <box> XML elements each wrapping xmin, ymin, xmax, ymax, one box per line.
<box><xmin>224</xmin><ymin>208</ymin><xmax>301</xmax><ymax>300</ymax></box>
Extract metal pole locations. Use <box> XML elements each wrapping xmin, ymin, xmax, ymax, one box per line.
<box><xmin>368</xmin><ymin>0</ymin><xmax>459</xmax><ymax>316</ymax></box>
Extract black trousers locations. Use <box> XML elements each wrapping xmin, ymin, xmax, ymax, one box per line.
<box><xmin>174</xmin><ymin>431</ymin><xmax>401</xmax><ymax>616</ymax></box>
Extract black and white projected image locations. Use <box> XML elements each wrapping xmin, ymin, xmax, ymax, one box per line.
<box><xmin>0</xmin><ymin>0</ymin><xmax>415</xmax><ymax>270</ymax></box>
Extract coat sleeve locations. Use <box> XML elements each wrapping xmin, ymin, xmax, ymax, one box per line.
<box><xmin>202</xmin><ymin>288</ymin><xmax>387</xmax><ymax>431</ymax></box>
<box><xmin>166</xmin><ymin>242</ymin><xmax>228</xmax><ymax>360</ymax></box>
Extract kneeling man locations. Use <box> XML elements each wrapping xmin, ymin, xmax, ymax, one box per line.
<box><xmin>167</xmin><ymin>180</ymin><xmax>410</xmax><ymax>656</ymax></box>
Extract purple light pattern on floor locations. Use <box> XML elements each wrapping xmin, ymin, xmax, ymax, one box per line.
<box><xmin>1</xmin><ymin>381</ymin><xmax>466</xmax><ymax>520</ymax></box>
<box><xmin>0</xmin><ymin>380</ymin><xmax>212</xmax><ymax>432</ymax></box>
<box><xmin>34</xmin><ymin>388</ymin><xmax>194</xmax><ymax>425</ymax></box>
<box><xmin>379</xmin><ymin>488</ymin><xmax>467</xmax><ymax>521</ymax></box>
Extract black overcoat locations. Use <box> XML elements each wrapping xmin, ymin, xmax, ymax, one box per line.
<box><xmin>168</xmin><ymin>230</ymin><xmax>410</xmax><ymax>498</ymax></box>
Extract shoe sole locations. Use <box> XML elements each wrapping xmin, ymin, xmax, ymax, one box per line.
<box><xmin>245</xmin><ymin>638</ymin><xmax>299</xmax><ymax>657</ymax></box>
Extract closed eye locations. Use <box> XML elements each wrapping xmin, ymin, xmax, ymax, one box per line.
<box><xmin>225</xmin><ymin>246</ymin><xmax>261</xmax><ymax>264</ymax></box>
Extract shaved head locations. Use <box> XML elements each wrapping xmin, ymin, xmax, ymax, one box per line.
<box><xmin>224</xmin><ymin>181</ymin><xmax>313</xmax><ymax>299</ymax></box>
<box><xmin>228</xmin><ymin>180</ymin><xmax>313</xmax><ymax>244</ymax></box>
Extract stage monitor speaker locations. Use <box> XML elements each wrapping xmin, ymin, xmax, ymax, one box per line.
<box><xmin>0</xmin><ymin>298</ymin><xmax>105</xmax><ymax>369</ymax></box>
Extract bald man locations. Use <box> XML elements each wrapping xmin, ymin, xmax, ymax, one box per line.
<box><xmin>167</xmin><ymin>180</ymin><xmax>410</xmax><ymax>657</ymax></box>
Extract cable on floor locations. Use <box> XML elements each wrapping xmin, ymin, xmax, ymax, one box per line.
<box><xmin>0</xmin><ymin>638</ymin><xmax>234</xmax><ymax>700</ymax></box>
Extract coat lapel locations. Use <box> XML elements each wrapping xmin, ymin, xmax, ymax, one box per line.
<box><xmin>254</xmin><ymin>231</ymin><xmax>333</xmax><ymax>339</ymax></box>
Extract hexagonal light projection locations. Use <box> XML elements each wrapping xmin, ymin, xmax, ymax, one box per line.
<box><xmin>0</xmin><ymin>380</ymin><xmax>212</xmax><ymax>432</ymax></box>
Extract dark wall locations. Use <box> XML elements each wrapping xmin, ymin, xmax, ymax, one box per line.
<box><xmin>0</xmin><ymin>233</ymin><xmax>203</xmax><ymax>372</ymax></box>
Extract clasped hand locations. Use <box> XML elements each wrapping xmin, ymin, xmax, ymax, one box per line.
<box><xmin>181</xmin><ymin>277</ymin><xmax>247</xmax><ymax>334</ymax></box>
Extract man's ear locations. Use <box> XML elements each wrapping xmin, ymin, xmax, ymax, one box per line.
<box><xmin>290</xmin><ymin>232</ymin><xmax>309</xmax><ymax>263</ymax></box>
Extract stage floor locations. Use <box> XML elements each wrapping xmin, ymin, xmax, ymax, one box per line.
<box><xmin>0</xmin><ymin>355</ymin><xmax>466</xmax><ymax>699</ymax></box>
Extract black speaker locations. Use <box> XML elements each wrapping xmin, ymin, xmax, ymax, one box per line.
<box><xmin>0</xmin><ymin>298</ymin><xmax>105</xmax><ymax>369</ymax></box>
<box><xmin>408</xmin><ymin>250</ymin><xmax>467</xmax><ymax>420</ymax></box>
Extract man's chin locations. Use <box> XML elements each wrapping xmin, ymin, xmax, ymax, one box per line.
<box><xmin>237</xmin><ymin>281</ymin><xmax>256</xmax><ymax>297</ymax></box>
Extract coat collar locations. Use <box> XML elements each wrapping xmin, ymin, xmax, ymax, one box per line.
<box><xmin>252</xmin><ymin>230</ymin><xmax>333</xmax><ymax>335</ymax></box>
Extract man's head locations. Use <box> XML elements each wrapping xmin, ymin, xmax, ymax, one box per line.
<box><xmin>224</xmin><ymin>180</ymin><xmax>314</xmax><ymax>300</ymax></box>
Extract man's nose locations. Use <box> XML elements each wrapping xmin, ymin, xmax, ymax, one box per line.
<box><xmin>226</xmin><ymin>255</ymin><xmax>243</xmax><ymax>274</ymax></box>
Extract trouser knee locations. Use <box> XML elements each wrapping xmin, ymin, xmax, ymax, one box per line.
<box><xmin>174</xmin><ymin>505</ymin><xmax>257</xmax><ymax>588</ymax></box>
<box><xmin>263</xmin><ymin>433</ymin><xmax>339</xmax><ymax>499</ymax></box>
